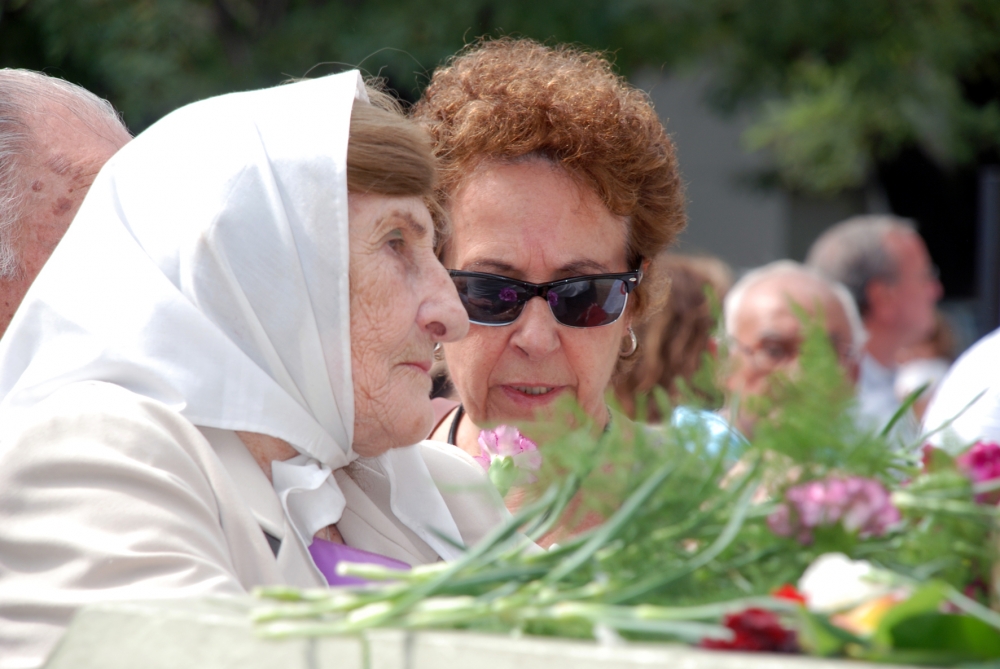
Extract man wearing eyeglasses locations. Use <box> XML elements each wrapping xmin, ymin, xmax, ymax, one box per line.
<box><xmin>806</xmin><ymin>216</ymin><xmax>942</xmax><ymax>437</ymax></box>
<box><xmin>722</xmin><ymin>261</ymin><xmax>865</xmax><ymax>435</ymax></box>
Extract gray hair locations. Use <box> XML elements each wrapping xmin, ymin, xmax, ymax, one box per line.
<box><xmin>0</xmin><ymin>69</ymin><xmax>128</xmax><ymax>278</ymax></box>
<box><xmin>724</xmin><ymin>260</ymin><xmax>867</xmax><ymax>356</ymax></box>
<box><xmin>804</xmin><ymin>215</ymin><xmax>916</xmax><ymax>317</ymax></box>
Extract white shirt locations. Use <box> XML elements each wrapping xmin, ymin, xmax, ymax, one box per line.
<box><xmin>857</xmin><ymin>353</ymin><xmax>917</xmax><ymax>445</ymax></box>
<box><xmin>923</xmin><ymin>328</ymin><xmax>1000</xmax><ymax>447</ymax></box>
<box><xmin>858</xmin><ymin>353</ymin><xmax>900</xmax><ymax>429</ymax></box>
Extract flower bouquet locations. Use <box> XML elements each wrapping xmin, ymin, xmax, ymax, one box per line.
<box><xmin>251</xmin><ymin>318</ymin><xmax>1000</xmax><ymax>666</ymax></box>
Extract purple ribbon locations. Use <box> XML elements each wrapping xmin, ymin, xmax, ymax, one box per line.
<box><xmin>308</xmin><ymin>537</ymin><xmax>411</xmax><ymax>586</ymax></box>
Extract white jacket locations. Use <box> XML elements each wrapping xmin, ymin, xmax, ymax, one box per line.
<box><xmin>0</xmin><ymin>381</ymin><xmax>507</xmax><ymax>668</ymax></box>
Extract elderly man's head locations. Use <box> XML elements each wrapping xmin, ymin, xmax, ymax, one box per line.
<box><xmin>0</xmin><ymin>69</ymin><xmax>131</xmax><ymax>334</ymax></box>
<box><xmin>806</xmin><ymin>216</ymin><xmax>942</xmax><ymax>362</ymax></box>
<box><xmin>723</xmin><ymin>261</ymin><xmax>863</xmax><ymax>408</ymax></box>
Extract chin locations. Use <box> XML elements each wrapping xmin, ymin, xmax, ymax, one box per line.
<box><xmin>393</xmin><ymin>404</ymin><xmax>435</xmax><ymax>448</ymax></box>
<box><xmin>353</xmin><ymin>400</ymin><xmax>434</xmax><ymax>457</ymax></box>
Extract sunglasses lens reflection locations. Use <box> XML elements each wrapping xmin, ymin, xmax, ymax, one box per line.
<box><xmin>548</xmin><ymin>279</ymin><xmax>628</xmax><ymax>327</ymax></box>
<box><xmin>451</xmin><ymin>275</ymin><xmax>525</xmax><ymax>324</ymax></box>
<box><xmin>452</xmin><ymin>274</ymin><xmax>629</xmax><ymax>327</ymax></box>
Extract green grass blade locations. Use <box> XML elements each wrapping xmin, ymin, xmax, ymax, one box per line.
<box><xmin>545</xmin><ymin>459</ymin><xmax>679</xmax><ymax>584</ymax></box>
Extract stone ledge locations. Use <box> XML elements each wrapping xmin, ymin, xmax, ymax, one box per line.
<box><xmin>44</xmin><ymin>598</ymin><xmax>926</xmax><ymax>669</ymax></box>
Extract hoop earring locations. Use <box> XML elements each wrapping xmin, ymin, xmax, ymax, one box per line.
<box><xmin>620</xmin><ymin>327</ymin><xmax>638</xmax><ymax>358</ymax></box>
<box><xmin>433</xmin><ymin>342</ymin><xmax>444</xmax><ymax>361</ymax></box>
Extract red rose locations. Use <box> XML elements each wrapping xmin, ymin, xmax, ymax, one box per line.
<box><xmin>701</xmin><ymin>608</ymin><xmax>799</xmax><ymax>653</ymax></box>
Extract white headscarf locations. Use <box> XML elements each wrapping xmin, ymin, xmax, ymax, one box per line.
<box><xmin>0</xmin><ymin>71</ymin><xmax>463</xmax><ymax>559</ymax></box>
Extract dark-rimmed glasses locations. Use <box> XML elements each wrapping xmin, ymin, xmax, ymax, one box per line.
<box><xmin>727</xmin><ymin>333</ymin><xmax>858</xmax><ymax>370</ymax></box>
<box><xmin>449</xmin><ymin>269</ymin><xmax>642</xmax><ymax>328</ymax></box>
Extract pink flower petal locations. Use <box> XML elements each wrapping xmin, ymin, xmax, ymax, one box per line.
<box><xmin>472</xmin><ymin>452</ymin><xmax>492</xmax><ymax>471</ymax></box>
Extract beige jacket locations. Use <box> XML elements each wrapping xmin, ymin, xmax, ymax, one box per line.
<box><xmin>0</xmin><ymin>381</ymin><xmax>508</xmax><ymax>668</ymax></box>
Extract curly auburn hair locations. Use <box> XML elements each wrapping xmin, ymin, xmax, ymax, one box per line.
<box><xmin>411</xmin><ymin>37</ymin><xmax>686</xmax><ymax>321</ymax></box>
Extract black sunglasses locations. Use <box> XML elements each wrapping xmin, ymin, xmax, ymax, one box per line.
<box><xmin>449</xmin><ymin>269</ymin><xmax>642</xmax><ymax>328</ymax></box>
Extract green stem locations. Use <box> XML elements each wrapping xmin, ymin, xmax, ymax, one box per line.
<box><xmin>545</xmin><ymin>460</ymin><xmax>679</xmax><ymax>584</ymax></box>
<box><xmin>608</xmin><ymin>479</ymin><xmax>760</xmax><ymax>604</ymax></box>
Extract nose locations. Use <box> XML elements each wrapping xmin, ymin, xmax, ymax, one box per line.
<box><xmin>930</xmin><ymin>275</ymin><xmax>943</xmax><ymax>302</ymax></box>
<box><xmin>419</xmin><ymin>262</ymin><xmax>469</xmax><ymax>343</ymax></box>
<box><xmin>508</xmin><ymin>296</ymin><xmax>560</xmax><ymax>359</ymax></box>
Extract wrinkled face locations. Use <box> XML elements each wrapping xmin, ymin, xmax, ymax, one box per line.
<box><xmin>1</xmin><ymin>102</ymin><xmax>130</xmax><ymax>335</ymax></box>
<box><xmin>349</xmin><ymin>194</ymin><xmax>469</xmax><ymax>457</ymax></box>
<box><xmin>726</xmin><ymin>274</ymin><xmax>856</xmax><ymax>405</ymax></box>
<box><xmin>442</xmin><ymin>159</ymin><xmax>631</xmax><ymax>428</ymax></box>
<box><xmin>881</xmin><ymin>230</ymin><xmax>942</xmax><ymax>345</ymax></box>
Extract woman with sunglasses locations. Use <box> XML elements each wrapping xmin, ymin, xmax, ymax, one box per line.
<box><xmin>415</xmin><ymin>39</ymin><xmax>686</xmax><ymax>459</ymax></box>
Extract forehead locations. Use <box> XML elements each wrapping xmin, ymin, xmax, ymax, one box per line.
<box><xmin>349</xmin><ymin>194</ymin><xmax>433</xmax><ymax>239</ymax></box>
<box><xmin>736</xmin><ymin>275</ymin><xmax>850</xmax><ymax>340</ymax></box>
<box><xmin>885</xmin><ymin>229</ymin><xmax>930</xmax><ymax>271</ymax></box>
<box><xmin>445</xmin><ymin>160</ymin><xmax>628</xmax><ymax>276</ymax></box>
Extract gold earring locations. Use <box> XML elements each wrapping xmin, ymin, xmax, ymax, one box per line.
<box><xmin>620</xmin><ymin>327</ymin><xmax>638</xmax><ymax>358</ymax></box>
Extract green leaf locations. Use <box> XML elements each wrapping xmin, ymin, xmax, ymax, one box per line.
<box><xmin>890</xmin><ymin>613</ymin><xmax>1000</xmax><ymax>660</ymax></box>
<box><xmin>871</xmin><ymin>581</ymin><xmax>949</xmax><ymax>649</ymax></box>
<box><xmin>922</xmin><ymin>447</ymin><xmax>958</xmax><ymax>474</ymax></box>
<box><xmin>881</xmin><ymin>383</ymin><xmax>930</xmax><ymax>439</ymax></box>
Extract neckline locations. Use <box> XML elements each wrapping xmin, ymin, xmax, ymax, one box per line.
<box><xmin>447</xmin><ymin>404</ymin><xmax>465</xmax><ymax>446</ymax></box>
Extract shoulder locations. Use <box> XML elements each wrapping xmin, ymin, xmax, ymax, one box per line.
<box><xmin>0</xmin><ymin>381</ymin><xmax>219</xmax><ymax>499</ymax></box>
<box><xmin>0</xmin><ymin>383</ymin><xmax>256</xmax><ymax>664</ymax></box>
<box><xmin>7</xmin><ymin>380</ymin><xmax>204</xmax><ymax>442</ymax></box>
<box><xmin>924</xmin><ymin>330</ymin><xmax>1000</xmax><ymax>444</ymax></box>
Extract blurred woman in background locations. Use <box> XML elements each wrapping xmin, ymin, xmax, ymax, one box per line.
<box><xmin>614</xmin><ymin>253</ymin><xmax>732</xmax><ymax>421</ymax></box>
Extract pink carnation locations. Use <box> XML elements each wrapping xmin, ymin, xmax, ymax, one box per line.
<box><xmin>767</xmin><ymin>476</ymin><xmax>900</xmax><ymax>544</ymax></box>
<box><xmin>474</xmin><ymin>425</ymin><xmax>542</xmax><ymax>473</ymax></box>
<box><xmin>957</xmin><ymin>442</ymin><xmax>1000</xmax><ymax>504</ymax></box>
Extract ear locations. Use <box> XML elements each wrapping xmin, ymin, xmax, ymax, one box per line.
<box><xmin>706</xmin><ymin>335</ymin><xmax>719</xmax><ymax>360</ymax></box>
<box><xmin>865</xmin><ymin>279</ymin><xmax>894</xmax><ymax>320</ymax></box>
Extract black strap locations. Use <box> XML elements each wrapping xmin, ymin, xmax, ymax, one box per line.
<box><xmin>447</xmin><ymin>404</ymin><xmax>465</xmax><ymax>446</ymax></box>
<box><xmin>262</xmin><ymin>530</ymin><xmax>281</xmax><ymax>558</ymax></box>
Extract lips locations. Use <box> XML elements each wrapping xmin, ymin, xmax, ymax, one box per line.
<box><xmin>403</xmin><ymin>360</ymin><xmax>432</xmax><ymax>374</ymax></box>
<box><xmin>499</xmin><ymin>384</ymin><xmax>568</xmax><ymax>408</ymax></box>
<box><xmin>511</xmin><ymin>386</ymin><xmax>555</xmax><ymax>396</ymax></box>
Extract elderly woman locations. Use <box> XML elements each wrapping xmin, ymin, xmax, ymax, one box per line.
<box><xmin>418</xmin><ymin>39</ymin><xmax>687</xmax><ymax>453</ymax></box>
<box><xmin>0</xmin><ymin>72</ymin><xmax>506</xmax><ymax>666</ymax></box>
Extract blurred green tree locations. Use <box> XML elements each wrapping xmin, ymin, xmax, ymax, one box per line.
<box><xmin>630</xmin><ymin>0</ymin><xmax>1000</xmax><ymax>194</ymax></box>
<box><xmin>2</xmin><ymin>0</ymin><xmax>998</xmax><ymax>194</ymax></box>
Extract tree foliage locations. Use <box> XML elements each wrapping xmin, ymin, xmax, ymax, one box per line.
<box><xmin>2</xmin><ymin>0</ymin><xmax>998</xmax><ymax>193</ymax></box>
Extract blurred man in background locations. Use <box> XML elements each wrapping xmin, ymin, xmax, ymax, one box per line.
<box><xmin>806</xmin><ymin>216</ymin><xmax>942</xmax><ymax>433</ymax></box>
<box><xmin>722</xmin><ymin>260</ymin><xmax>864</xmax><ymax>435</ymax></box>
<box><xmin>0</xmin><ymin>69</ymin><xmax>131</xmax><ymax>336</ymax></box>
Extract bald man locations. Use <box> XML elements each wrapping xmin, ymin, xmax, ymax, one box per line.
<box><xmin>722</xmin><ymin>261</ymin><xmax>864</xmax><ymax>435</ymax></box>
<box><xmin>0</xmin><ymin>69</ymin><xmax>131</xmax><ymax>335</ymax></box>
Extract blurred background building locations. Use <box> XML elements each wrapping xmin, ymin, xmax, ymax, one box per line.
<box><xmin>3</xmin><ymin>0</ymin><xmax>998</xmax><ymax>349</ymax></box>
